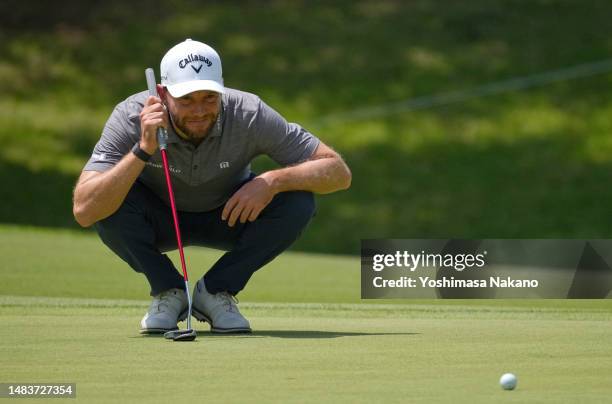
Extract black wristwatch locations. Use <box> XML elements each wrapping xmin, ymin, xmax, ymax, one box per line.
<box><xmin>132</xmin><ymin>142</ymin><xmax>153</xmax><ymax>162</ymax></box>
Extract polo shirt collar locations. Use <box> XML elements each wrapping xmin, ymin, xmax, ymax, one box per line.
<box><xmin>164</xmin><ymin>123</ymin><xmax>181</xmax><ymax>144</ymax></box>
<box><xmin>208</xmin><ymin>101</ymin><xmax>225</xmax><ymax>138</ymax></box>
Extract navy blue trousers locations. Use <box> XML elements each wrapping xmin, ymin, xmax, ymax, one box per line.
<box><xmin>94</xmin><ymin>179</ymin><xmax>315</xmax><ymax>296</ymax></box>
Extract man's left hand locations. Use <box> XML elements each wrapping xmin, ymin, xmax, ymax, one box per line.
<box><xmin>222</xmin><ymin>175</ymin><xmax>276</xmax><ymax>227</ymax></box>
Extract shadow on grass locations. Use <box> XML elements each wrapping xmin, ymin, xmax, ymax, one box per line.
<box><xmin>0</xmin><ymin>160</ymin><xmax>77</xmax><ymax>228</ymax></box>
<box><xmin>292</xmin><ymin>130</ymin><xmax>612</xmax><ymax>253</ymax></box>
<box><xmin>252</xmin><ymin>330</ymin><xmax>419</xmax><ymax>339</ymax></box>
<box><xmin>3</xmin><ymin>129</ymin><xmax>612</xmax><ymax>255</ymax></box>
<box><xmin>3</xmin><ymin>1</ymin><xmax>612</xmax><ymax>255</ymax></box>
<box><xmin>137</xmin><ymin>330</ymin><xmax>420</xmax><ymax>339</ymax></box>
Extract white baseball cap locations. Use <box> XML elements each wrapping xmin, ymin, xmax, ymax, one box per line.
<box><xmin>160</xmin><ymin>38</ymin><xmax>225</xmax><ymax>97</ymax></box>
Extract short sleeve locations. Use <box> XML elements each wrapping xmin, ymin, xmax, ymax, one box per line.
<box><xmin>83</xmin><ymin>102</ymin><xmax>139</xmax><ymax>172</ymax></box>
<box><xmin>255</xmin><ymin>99</ymin><xmax>320</xmax><ymax>166</ymax></box>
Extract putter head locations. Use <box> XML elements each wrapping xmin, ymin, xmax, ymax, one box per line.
<box><xmin>164</xmin><ymin>329</ymin><xmax>197</xmax><ymax>342</ymax></box>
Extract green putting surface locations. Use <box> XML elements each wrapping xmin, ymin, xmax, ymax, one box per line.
<box><xmin>1</xmin><ymin>296</ymin><xmax>611</xmax><ymax>403</ymax></box>
<box><xmin>1</xmin><ymin>225</ymin><xmax>612</xmax><ymax>402</ymax></box>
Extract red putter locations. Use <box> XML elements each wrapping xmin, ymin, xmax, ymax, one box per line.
<box><xmin>145</xmin><ymin>68</ymin><xmax>197</xmax><ymax>342</ymax></box>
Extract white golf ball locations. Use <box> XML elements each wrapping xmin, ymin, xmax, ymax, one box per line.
<box><xmin>499</xmin><ymin>373</ymin><xmax>517</xmax><ymax>390</ymax></box>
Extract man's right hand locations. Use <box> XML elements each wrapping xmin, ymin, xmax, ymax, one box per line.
<box><xmin>139</xmin><ymin>96</ymin><xmax>168</xmax><ymax>154</ymax></box>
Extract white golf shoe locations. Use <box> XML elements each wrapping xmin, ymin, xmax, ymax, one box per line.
<box><xmin>140</xmin><ymin>288</ymin><xmax>188</xmax><ymax>334</ymax></box>
<box><xmin>192</xmin><ymin>279</ymin><xmax>251</xmax><ymax>333</ymax></box>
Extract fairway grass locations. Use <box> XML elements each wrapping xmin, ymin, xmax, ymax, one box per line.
<box><xmin>1</xmin><ymin>296</ymin><xmax>611</xmax><ymax>403</ymax></box>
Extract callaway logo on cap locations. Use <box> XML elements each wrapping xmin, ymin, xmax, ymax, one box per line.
<box><xmin>160</xmin><ymin>38</ymin><xmax>225</xmax><ymax>97</ymax></box>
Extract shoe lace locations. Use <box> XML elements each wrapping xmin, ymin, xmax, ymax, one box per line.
<box><xmin>217</xmin><ymin>292</ymin><xmax>239</xmax><ymax>312</ymax></box>
<box><xmin>155</xmin><ymin>289</ymin><xmax>177</xmax><ymax>311</ymax></box>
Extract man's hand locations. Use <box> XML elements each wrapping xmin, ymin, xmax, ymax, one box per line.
<box><xmin>139</xmin><ymin>96</ymin><xmax>168</xmax><ymax>154</ymax></box>
<box><xmin>222</xmin><ymin>175</ymin><xmax>277</xmax><ymax>227</ymax></box>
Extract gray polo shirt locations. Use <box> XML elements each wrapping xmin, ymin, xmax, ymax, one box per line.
<box><xmin>84</xmin><ymin>88</ymin><xmax>320</xmax><ymax>212</ymax></box>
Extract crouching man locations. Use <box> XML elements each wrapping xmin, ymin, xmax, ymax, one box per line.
<box><xmin>72</xmin><ymin>39</ymin><xmax>351</xmax><ymax>334</ymax></box>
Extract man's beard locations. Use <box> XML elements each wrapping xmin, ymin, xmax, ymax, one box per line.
<box><xmin>170</xmin><ymin>111</ymin><xmax>218</xmax><ymax>140</ymax></box>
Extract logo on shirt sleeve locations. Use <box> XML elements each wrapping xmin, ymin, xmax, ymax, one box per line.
<box><xmin>219</xmin><ymin>161</ymin><xmax>230</xmax><ymax>169</ymax></box>
<box><xmin>92</xmin><ymin>153</ymin><xmax>106</xmax><ymax>161</ymax></box>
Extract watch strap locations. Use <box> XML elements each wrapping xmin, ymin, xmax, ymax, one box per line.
<box><xmin>131</xmin><ymin>142</ymin><xmax>153</xmax><ymax>162</ymax></box>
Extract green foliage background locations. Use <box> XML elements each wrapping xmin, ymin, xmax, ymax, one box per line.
<box><xmin>1</xmin><ymin>0</ymin><xmax>612</xmax><ymax>254</ymax></box>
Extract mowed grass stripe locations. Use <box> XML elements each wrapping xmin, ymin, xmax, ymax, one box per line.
<box><xmin>2</xmin><ymin>295</ymin><xmax>611</xmax><ymax>321</ymax></box>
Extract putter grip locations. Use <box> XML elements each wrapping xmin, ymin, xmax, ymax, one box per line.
<box><xmin>144</xmin><ymin>68</ymin><xmax>168</xmax><ymax>150</ymax></box>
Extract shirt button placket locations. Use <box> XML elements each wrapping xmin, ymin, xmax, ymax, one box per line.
<box><xmin>192</xmin><ymin>147</ymin><xmax>201</xmax><ymax>186</ymax></box>
<box><xmin>185</xmin><ymin>144</ymin><xmax>194</xmax><ymax>186</ymax></box>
